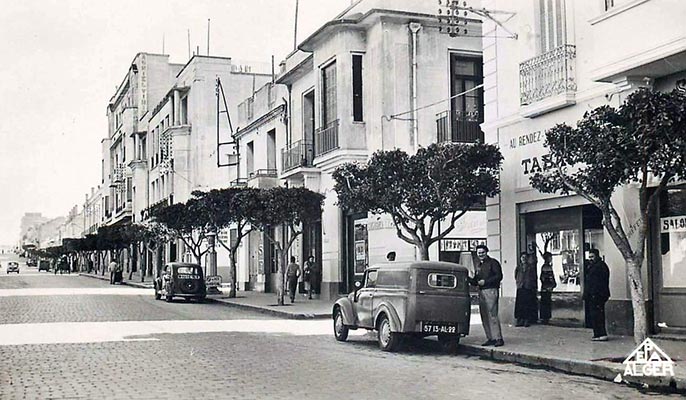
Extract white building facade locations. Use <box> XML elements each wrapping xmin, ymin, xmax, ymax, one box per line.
<box><xmin>481</xmin><ymin>0</ymin><xmax>686</xmax><ymax>334</ymax></box>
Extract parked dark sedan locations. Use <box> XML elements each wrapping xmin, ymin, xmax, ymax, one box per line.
<box><xmin>154</xmin><ymin>262</ymin><xmax>206</xmax><ymax>302</ymax></box>
<box><xmin>6</xmin><ymin>261</ymin><xmax>19</xmax><ymax>274</ymax></box>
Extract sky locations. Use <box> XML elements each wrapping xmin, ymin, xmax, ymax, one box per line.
<box><xmin>0</xmin><ymin>0</ymin><xmax>353</xmax><ymax>246</ymax></box>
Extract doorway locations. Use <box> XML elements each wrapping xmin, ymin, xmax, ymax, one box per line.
<box><xmin>521</xmin><ymin>205</ymin><xmax>604</xmax><ymax>326</ymax></box>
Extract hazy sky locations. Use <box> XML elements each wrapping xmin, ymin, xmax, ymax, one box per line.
<box><xmin>0</xmin><ymin>0</ymin><xmax>352</xmax><ymax>245</ymax></box>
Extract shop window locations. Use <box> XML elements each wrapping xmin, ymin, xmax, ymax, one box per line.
<box><xmin>660</xmin><ymin>187</ymin><xmax>686</xmax><ymax>288</ymax></box>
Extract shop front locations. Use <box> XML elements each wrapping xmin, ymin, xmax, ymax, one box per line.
<box><xmin>519</xmin><ymin>204</ymin><xmax>604</xmax><ymax>327</ymax></box>
<box><xmin>651</xmin><ymin>185</ymin><xmax>686</xmax><ymax>333</ymax></box>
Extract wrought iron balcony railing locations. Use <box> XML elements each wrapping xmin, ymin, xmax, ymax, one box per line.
<box><xmin>230</xmin><ymin>178</ymin><xmax>248</xmax><ymax>188</ymax></box>
<box><xmin>436</xmin><ymin>110</ymin><xmax>484</xmax><ymax>143</ymax></box>
<box><xmin>112</xmin><ymin>164</ymin><xmax>125</xmax><ymax>183</ymax></box>
<box><xmin>248</xmin><ymin>169</ymin><xmax>278</xmax><ymax>179</ymax></box>
<box><xmin>315</xmin><ymin>120</ymin><xmax>339</xmax><ymax>157</ymax></box>
<box><xmin>282</xmin><ymin>139</ymin><xmax>314</xmax><ymax>173</ymax></box>
<box><xmin>519</xmin><ymin>44</ymin><xmax>577</xmax><ymax>106</ymax></box>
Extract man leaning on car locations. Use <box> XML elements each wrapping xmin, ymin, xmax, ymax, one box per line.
<box><xmin>469</xmin><ymin>244</ymin><xmax>505</xmax><ymax>347</ymax></box>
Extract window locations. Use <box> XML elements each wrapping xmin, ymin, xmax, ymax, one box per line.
<box><xmin>428</xmin><ymin>273</ymin><xmax>457</xmax><ymax>288</ymax></box>
<box><xmin>352</xmin><ymin>54</ymin><xmax>363</xmax><ymax>122</ymax></box>
<box><xmin>537</xmin><ymin>0</ymin><xmax>567</xmax><ymax>53</ymax></box>
<box><xmin>365</xmin><ymin>270</ymin><xmax>378</xmax><ymax>288</ymax></box>
<box><xmin>303</xmin><ymin>90</ymin><xmax>315</xmax><ymax>144</ymax></box>
<box><xmin>376</xmin><ymin>270</ymin><xmax>409</xmax><ymax>288</ymax></box>
<box><xmin>180</xmin><ymin>97</ymin><xmax>188</xmax><ymax>124</ymax></box>
<box><xmin>448</xmin><ymin>54</ymin><xmax>483</xmax><ymax>143</ymax></box>
<box><xmin>267</xmin><ymin>129</ymin><xmax>276</xmax><ymax>170</ymax></box>
<box><xmin>321</xmin><ymin>61</ymin><xmax>337</xmax><ymax>126</ymax></box>
<box><xmin>246</xmin><ymin>141</ymin><xmax>254</xmax><ymax>175</ymax></box>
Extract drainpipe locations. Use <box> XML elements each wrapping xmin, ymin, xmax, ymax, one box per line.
<box><xmin>409</xmin><ymin>22</ymin><xmax>422</xmax><ymax>152</ymax></box>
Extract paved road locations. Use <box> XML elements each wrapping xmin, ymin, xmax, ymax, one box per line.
<box><xmin>0</xmin><ymin>254</ymin><xmax>677</xmax><ymax>399</ymax></box>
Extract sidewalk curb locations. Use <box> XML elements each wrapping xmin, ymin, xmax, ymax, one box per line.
<box><xmin>460</xmin><ymin>344</ymin><xmax>685</xmax><ymax>393</ymax></box>
<box><xmin>208</xmin><ymin>298</ymin><xmax>331</xmax><ymax>320</ymax></box>
<box><xmin>78</xmin><ymin>273</ymin><xmax>153</xmax><ymax>289</ymax></box>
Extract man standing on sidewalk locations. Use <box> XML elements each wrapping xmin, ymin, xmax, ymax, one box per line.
<box><xmin>469</xmin><ymin>244</ymin><xmax>504</xmax><ymax>347</ymax></box>
<box><xmin>583</xmin><ymin>249</ymin><xmax>610</xmax><ymax>341</ymax></box>
<box><xmin>286</xmin><ymin>256</ymin><xmax>301</xmax><ymax>303</ymax></box>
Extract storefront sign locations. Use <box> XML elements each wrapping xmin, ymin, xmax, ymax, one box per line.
<box><xmin>661</xmin><ymin>216</ymin><xmax>686</xmax><ymax>233</ymax></box>
<box><xmin>206</xmin><ymin>275</ymin><xmax>222</xmax><ymax>288</ymax></box>
<box><xmin>440</xmin><ymin>238</ymin><xmax>486</xmax><ymax>252</ymax></box>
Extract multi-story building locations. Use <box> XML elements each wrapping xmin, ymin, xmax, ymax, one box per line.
<box><xmin>19</xmin><ymin>212</ymin><xmax>48</xmax><ymax>247</ymax></box>
<box><xmin>134</xmin><ymin>55</ymin><xmax>271</xmax><ymax>278</ymax></box>
<box><xmin>235</xmin><ymin>81</ymin><xmax>288</xmax><ymax>291</ymax></box>
<box><xmin>83</xmin><ymin>186</ymin><xmax>103</xmax><ymax>236</ymax></box>
<box><xmin>105</xmin><ymin>53</ymin><xmax>184</xmax><ymax>228</ymax></box>
<box><xmin>231</xmin><ymin>0</ymin><xmax>487</xmax><ymax>299</ymax></box>
<box><xmin>481</xmin><ymin>0</ymin><xmax>686</xmax><ymax>334</ymax></box>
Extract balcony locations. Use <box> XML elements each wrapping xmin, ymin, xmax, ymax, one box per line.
<box><xmin>247</xmin><ymin>169</ymin><xmax>278</xmax><ymax>189</ymax></box>
<box><xmin>436</xmin><ymin>110</ymin><xmax>484</xmax><ymax>143</ymax></box>
<box><xmin>113</xmin><ymin>164</ymin><xmax>125</xmax><ymax>182</ymax></box>
<box><xmin>314</xmin><ymin>120</ymin><xmax>339</xmax><ymax>157</ymax></box>
<box><xmin>282</xmin><ymin>140</ymin><xmax>315</xmax><ymax>173</ymax></box>
<box><xmin>519</xmin><ymin>44</ymin><xmax>577</xmax><ymax>117</ymax></box>
<box><xmin>230</xmin><ymin>178</ymin><xmax>248</xmax><ymax>188</ymax></box>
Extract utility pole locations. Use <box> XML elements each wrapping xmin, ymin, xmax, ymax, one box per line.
<box><xmin>293</xmin><ymin>0</ymin><xmax>299</xmax><ymax>50</ymax></box>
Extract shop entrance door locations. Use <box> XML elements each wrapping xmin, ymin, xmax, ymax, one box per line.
<box><xmin>653</xmin><ymin>186</ymin><xmax>686</xmax><ymax>331</ymax></box>
<box><xmin>522</xmin><ymin>205</ymin><xmax>603</xmax><ymax>326</ymax></box>
<box><xmin>343</xmin><ymin>212</ymin><xmax>368</xmax><ymax>294</ymax></box>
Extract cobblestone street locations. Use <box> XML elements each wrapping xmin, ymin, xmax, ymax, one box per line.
<box><xmin>0</xmin><ymin>257</ymin><xmax>677</xmax><ymax>399</ymax></box>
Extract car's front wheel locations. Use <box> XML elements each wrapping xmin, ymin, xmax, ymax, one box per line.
<box><xmin>377</xmin><ymin>314</ymin><xmax>400</xmax><ymax>352</ymax></box>
<box><xmin>333</xmin><ymin>308</ymin><xmax>349</xmax><ymax>342</ymax></box>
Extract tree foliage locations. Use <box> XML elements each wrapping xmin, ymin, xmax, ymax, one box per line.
<box><xmin>333</xmin><ymin>142</ymin><xmax>502</xmax><ymax>260</ymax></box>
<box><xmin>530</xmin><ymin>87</ymin><xmax>686</xmax><ymax>343</ymax></box>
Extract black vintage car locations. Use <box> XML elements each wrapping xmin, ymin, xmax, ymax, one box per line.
<box><xmin>154</xmin><ymin>262</ymin><xmax>207</xmax><ymax>303</ymax></box>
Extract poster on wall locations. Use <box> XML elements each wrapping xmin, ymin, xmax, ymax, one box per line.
<box><xmin>353</xmin><ymin>219</ymin><xmax>368</xmax><ymax>275</ymax></box>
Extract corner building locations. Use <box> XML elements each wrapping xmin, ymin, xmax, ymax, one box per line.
<box><xmin>481</xmin><ymin>0</ymin><xmax>686</xmax><ymax>335</ymax></box>
<box><xmin>271</xmin><ymin>0</ymin><xmax>486</xmax><ymax>299</ymax></box>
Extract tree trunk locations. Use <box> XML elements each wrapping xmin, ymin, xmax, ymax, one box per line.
<box><xmin>627</xmin><ymin>258</ymin><xmax>648</xmax><ymax>344</ymax></box>
<box><xmin>228</xmin><ymin>251</ymin><xmax>238</xmax><ymax>298</ymax></box>
<box><xmin>418</xmin><ymin>242</ymin><xmax>430</xmax><ymax>261</ymax></box>
<box><xmin>277</xmin><ymin>247</ymin><xmax>285</xmax><ymax>306</ymax></box>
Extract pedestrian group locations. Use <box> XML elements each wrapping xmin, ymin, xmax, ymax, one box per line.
<box><xmin>470</xmin><ymin>245</ymin><xmax>611</xmax><ymax>346</ymax></box>
<box><xmin>286</xmin><ymin>255</ymin><xmax>322</xmax><ymax>303</ymax></box>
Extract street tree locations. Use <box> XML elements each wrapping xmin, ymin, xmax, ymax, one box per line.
<box><xmin>254</xmin><ymin>187</ymin><xmax>324</xmax><ymax>306</ymax></box>
<box><xmin>198</xmin><ymin>188</ymin><xmax>263</xmax><ymax>298</ymax></box>
<box><xmin>333</xmin><ymin>142</ymin><xmax>502</xmax><ymax>260</ymax></box>
<box><xmin>530</xmin><ymin>88</ymin><xmax>686</xmax><ymax>344</ymax></box>
<box><xmin>153</xmin><ymin>196</ymin><xmax>212</xmax><ymax>265</ymax></box>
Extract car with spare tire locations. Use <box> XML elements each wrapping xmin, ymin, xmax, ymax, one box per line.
<box><xmin>154</xmin><ymin>262</ymin><xmax>207</xmax><ymax>302</ymax></box>
<box><xmin>332</xmin><ymin>261</ymin><xmax>471</xmax><ymax>352</ymax></box>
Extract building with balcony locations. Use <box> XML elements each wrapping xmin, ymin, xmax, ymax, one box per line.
<box><xmin>234</xmin><ymin>82</ymin><xmax>288</xmax><ymax>292</ymax></box>
<box><xmin>254</xmin><ymin>0</ymin><xmax>487</xmax><ymax>299</ymax></box>
<box><xmin>104</xmin><ymin>53</ymin><xmax>184</xmax><ymax>227</ymax></box>
<box><xmin>132</xmin><ymin>55</ymin><xmax>272</xmax><ymax>279</ymax></box>
<box><xmin>481</xmin><ymin>0</ymin><xmax>686</xmax><ymax>334</ymax></box>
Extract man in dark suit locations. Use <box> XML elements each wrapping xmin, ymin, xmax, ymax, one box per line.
<box><xmin>584</xmin><ymin>249</ymin><xmax>610</xmax><ymax>341</ymax></box>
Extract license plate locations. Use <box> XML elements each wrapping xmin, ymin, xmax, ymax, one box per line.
<box><xmin>177</xmin><ymin>274</ymin><xmax>199</xmax><ymax>280</ymax></box>
<box><xmin>421</xmin><ymin>321</ymin><xmax>457</xmax><ymax>334</ymax></box>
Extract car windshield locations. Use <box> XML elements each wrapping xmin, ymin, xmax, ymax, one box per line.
<box><xmin>176</xmin><ymin>266</ymin><xmax>200</xmax><ymax>274</ymax></box>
